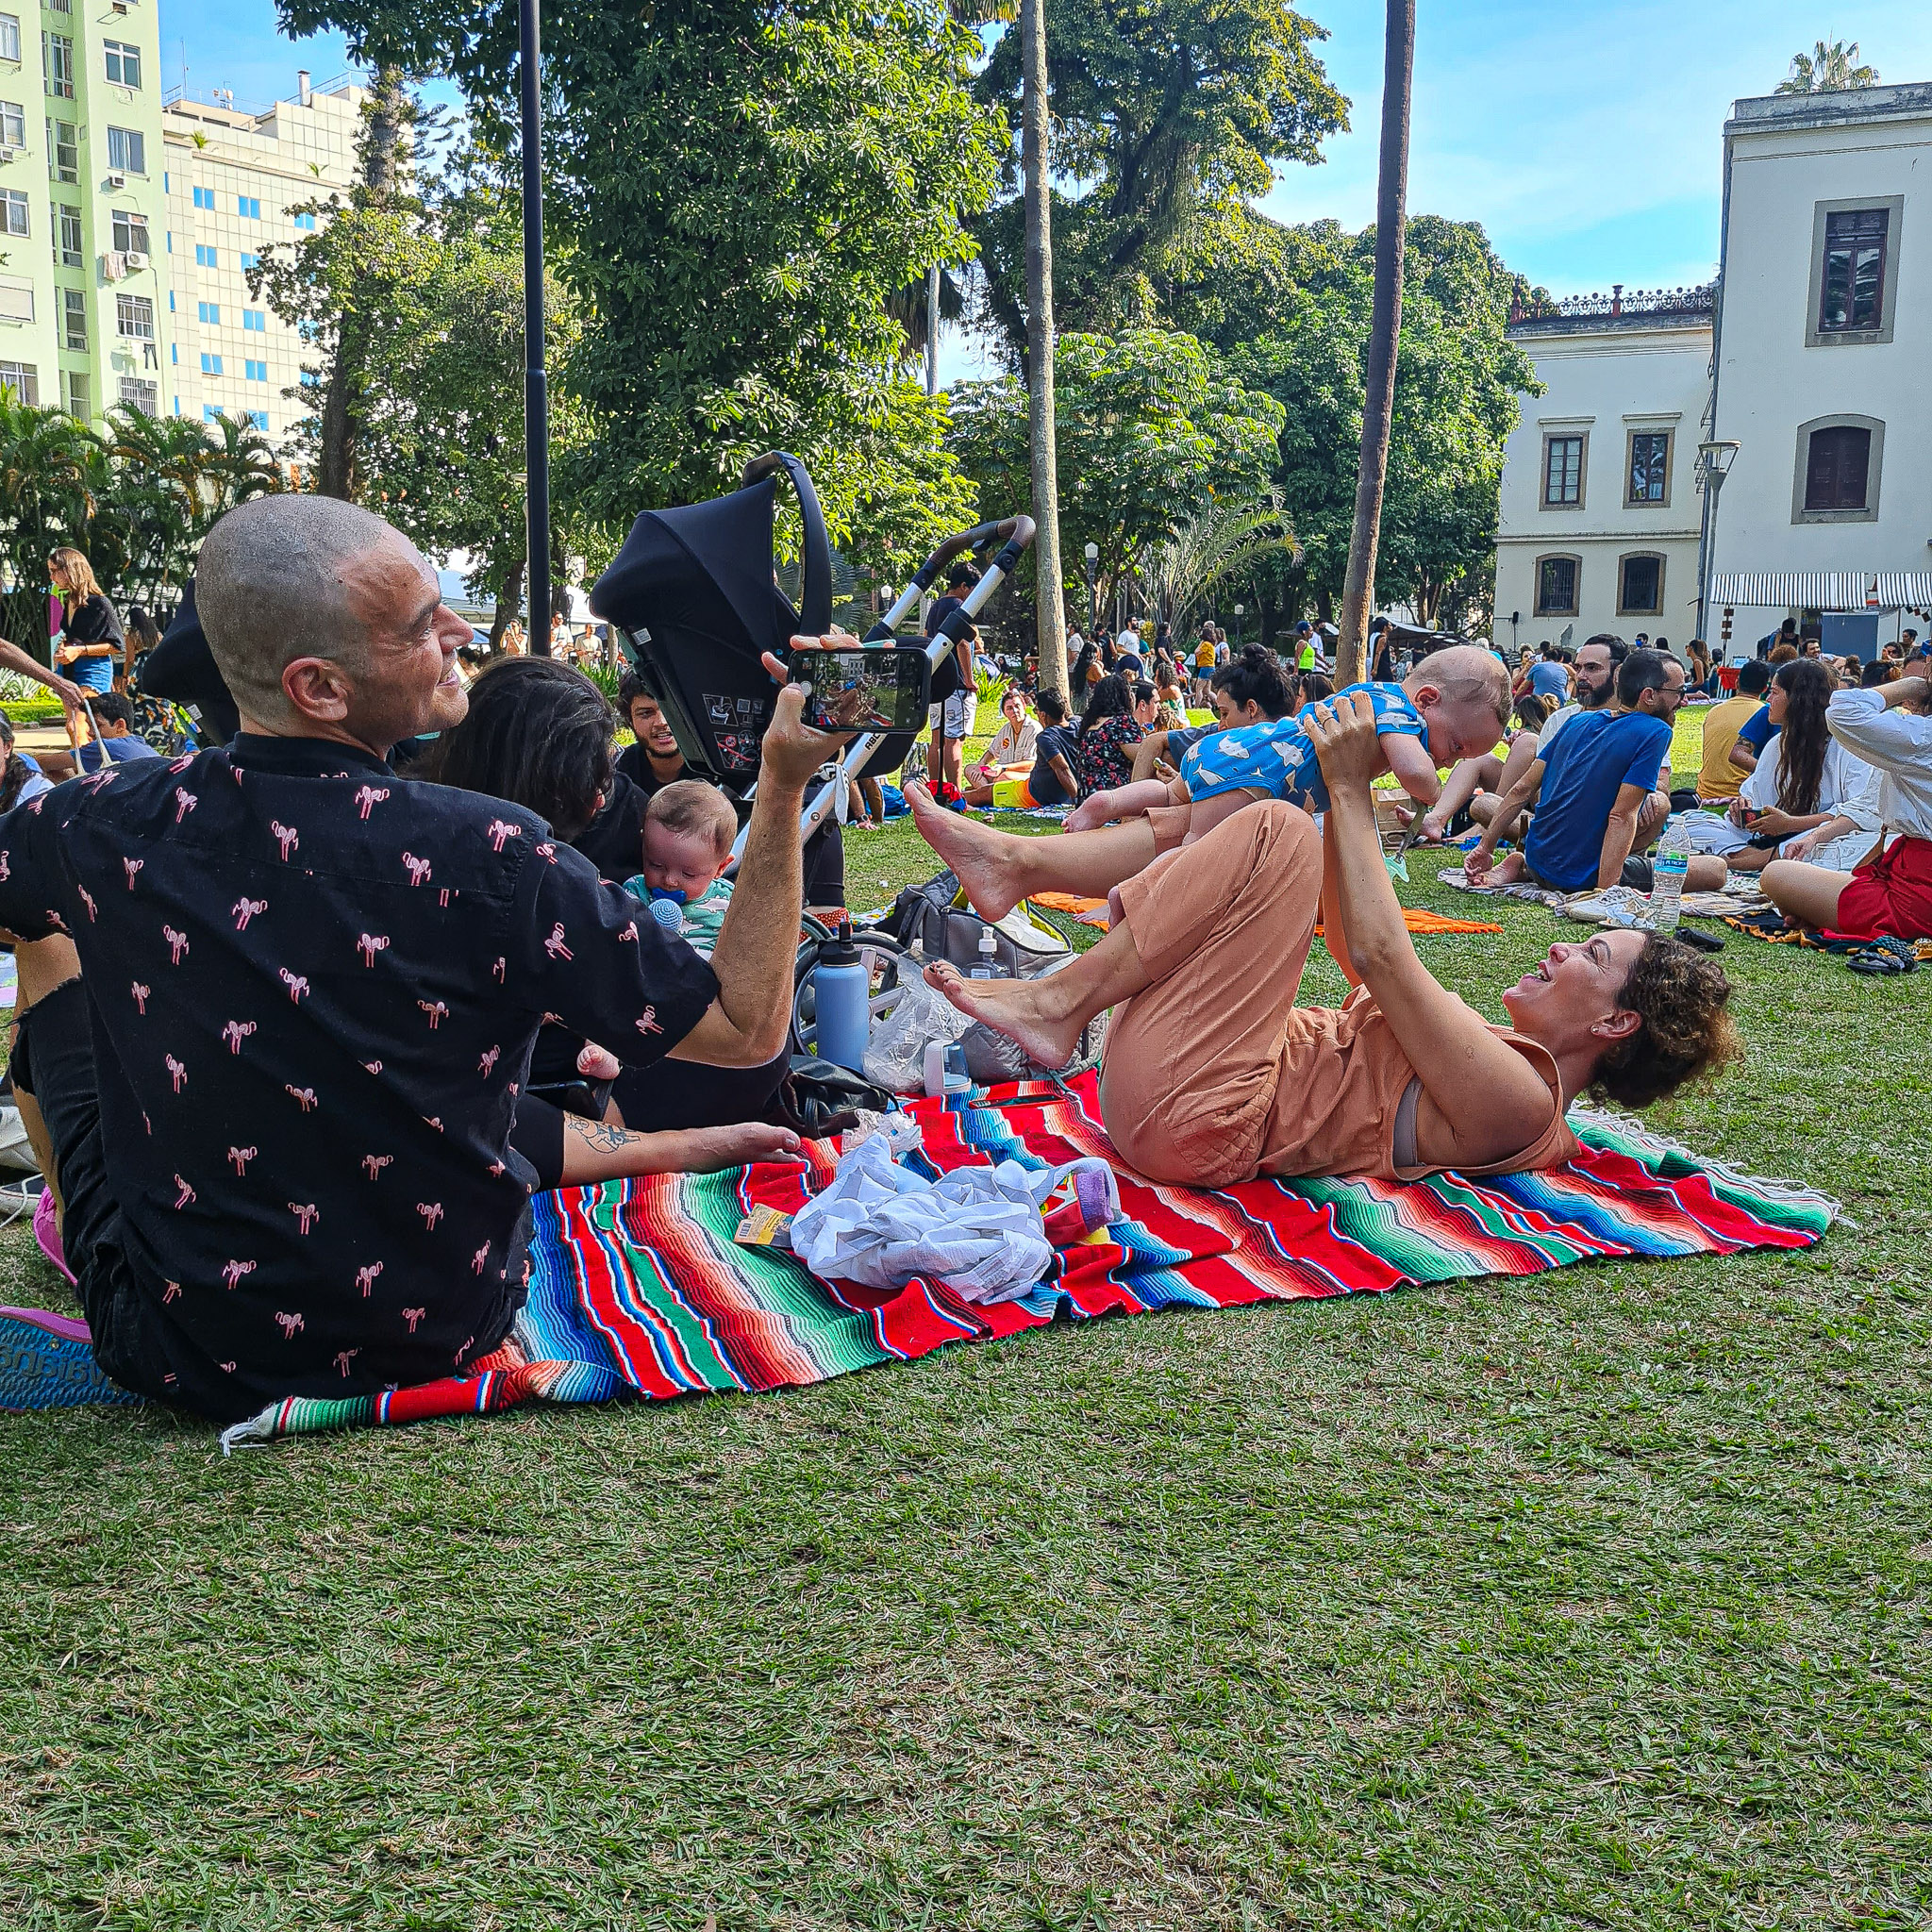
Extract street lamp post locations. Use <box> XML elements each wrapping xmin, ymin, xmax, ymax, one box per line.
<box><xmin>1694</xmin><ymin>439</ymin><xmax>1740</xmax><ymax>649</ymax></box>
<box><xmin>519</xmin><ymin>0</ymin><xmax>551</xmax><ymax>653</ymax></box>
<box><xmin>1083</xmin><ymin>541</ymin><xmax>1098</xmax><ymax>637</ymax></box>
<box><xmin>1233</xmin><ymin>603</ymin><xmax>1244</xmax><ymax>649</ymax></box>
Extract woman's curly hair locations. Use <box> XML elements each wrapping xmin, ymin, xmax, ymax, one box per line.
<box><xmin>1591</xmin><ymin>935</ymin><xmax>1742</xmax><ymax>1109</ymax></box>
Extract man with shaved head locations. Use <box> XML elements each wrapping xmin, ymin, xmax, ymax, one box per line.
<box><xmin>0</xmin><ymin>496</ymin><xmax>844</xmax><ymax>1424</ymax></box>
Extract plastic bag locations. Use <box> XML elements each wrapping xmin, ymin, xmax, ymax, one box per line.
<box><xmin>861</xmin><ymin>970</ymin><xmax>973</xmax><ymax>1095</ymax></box>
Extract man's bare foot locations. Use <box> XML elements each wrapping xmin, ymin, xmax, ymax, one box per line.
<box><xmin>924</xmin><ymin>960</ymin><xmax>1085</xmax><ymax>1072</ymax></box>
<box><xmin>904</xmin><ymin>780</ymin><xmax>1026</xmax><ymax>921</ymax></box>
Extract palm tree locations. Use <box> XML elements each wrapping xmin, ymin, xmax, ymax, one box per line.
<box><xmin>1019</xmin><ymin>0</ymin><xmax>1068</xmax><ymax>700</ymax></box>
<box><xmin>1143</xmin><ymin>494</ymin><xmax>1298</xmax><ymax>632</ymax></box>
<box><xmin>1335</xmin><ymin>0</ymin><xmax>1417</xmax><ymax>684</ymax></box>
<box><xmin>1776</xmin><ymin>40</ymin><xmax>1880</xmax><ymax>93</ymax></box>
<box><xmin>0</xmin><ymin>399</ymin><xmax>112</xmax><ymax>653</ymax></box>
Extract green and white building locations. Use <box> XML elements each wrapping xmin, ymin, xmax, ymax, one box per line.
<box><xmin>0</xmin><ymin>0</ymin><xmax>171</xmax><ymax>418</ymax></box>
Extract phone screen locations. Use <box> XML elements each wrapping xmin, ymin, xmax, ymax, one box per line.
<box><xmin>789</xmin><ymin>649</ymin><xmax>930</xmax><ymax>732</ymax></box>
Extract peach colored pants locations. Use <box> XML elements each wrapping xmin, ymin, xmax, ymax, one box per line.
<box><xmin>1099</xmin><ymin>802</ymin><xmax>1322</xmax><ymax>1186</ymax></box>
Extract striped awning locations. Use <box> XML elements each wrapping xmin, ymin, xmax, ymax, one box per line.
<box><xmin>1710</xmin><ymin>570</ymin><xmax>1932</xmax><ymax>612</ymax></box>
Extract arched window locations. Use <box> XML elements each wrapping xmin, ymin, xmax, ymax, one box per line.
<box><xmin>1618</xmin><ymin>554</ymin><xmax>1664</xmax><ymax>616</ymax></box>
<box><xmin>1792</xmin><ymin>415</ymin><xmax>1884</xmax><ymax>523</ymax></box>
<box><xmin>1534</xmin><ymin>555</ymin><xmax>1579</xmax><ymax>617</ymax></box>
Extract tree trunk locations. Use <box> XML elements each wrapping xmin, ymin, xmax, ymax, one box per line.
<box><xmin>1334</xmin><ymin>0</ymin><xmax>1415</xmax><ymax>686</ymax></box>
<box><xmin>1020</xmin><ymin>0</ymin><xmax>1068</xmax><ymax>704</ymax></box>
<box><xmin>318</xmin><ymin>65</ymin><xmax>408</xmax><ymax>502</ymax></box>
<box><xmin>490</xmin><ymin>561</ymin><xmax>524</xmax><ymax>650</ymax></box>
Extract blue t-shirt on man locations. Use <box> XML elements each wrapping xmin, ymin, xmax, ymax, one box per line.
<box><xmin>75</xmin><ymin>734</ymin><xmax>163</xmax><ymax>774</ymax></box>
<box><xmin>1524</xmin><ymin>708</ymin><xmax>1673</xmax><ymax>892</ymax></box>
<box><xmin>1529</xmin><ymin>659</ymin><xmax>1570</xmax><ymax>701</ymax></box>
<box><xmin>1735</xmin><ymin>705</ymin><xmax>1776</xmax><ymax>756</ymax></box>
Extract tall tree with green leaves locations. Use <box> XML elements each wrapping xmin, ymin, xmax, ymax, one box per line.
<box><xmin>1776</xmin><ymin>40</ymin><xmax>1879</xmax><ymax>93</ymax></box>
<box><xmin>972</xmin><ymin>0</ymin><xmax>1348</xmax><ymax>348</ymax></box>
<box><xmin>279</xmin><ymin>1</ymin><xmax>1007</xmax><ymax>574</ymax></box>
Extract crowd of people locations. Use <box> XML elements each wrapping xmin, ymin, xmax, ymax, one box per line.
<box><xmin>3</xmin><ymin>492</ymin><xmax>1929</xmax><ymax>1431</ymax></box>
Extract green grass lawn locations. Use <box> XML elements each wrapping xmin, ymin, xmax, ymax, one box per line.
<box><xmin>3</xmin><ymin>719</ymin><xmax>1930</xmax><ymax>1929</ymax></box>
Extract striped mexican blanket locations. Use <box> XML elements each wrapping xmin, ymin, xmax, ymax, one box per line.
<box><xmin>211</xmin><ymin>1071</ymin><xmax>1835</xmax><ymax>1448</ymax></box>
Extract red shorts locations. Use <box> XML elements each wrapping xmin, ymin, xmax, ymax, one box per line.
<box><xmin>1834</xmin><ymin>834</ymin><xmax>1932</xmax><ymax>940</ymax></box>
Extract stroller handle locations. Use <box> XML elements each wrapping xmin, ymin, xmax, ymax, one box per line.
<box><xmin>741</xmin><ymin>451</ymin><xmax>833</xmax><ymax>637</ymax></box>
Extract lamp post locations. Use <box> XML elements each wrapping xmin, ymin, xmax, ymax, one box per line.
<box><xmin>1083</xmin><ymin>541</ymin><xmax>1098</xmax><ymax>637</ymax></box>
<box><xmin>1233</xmin><ymin>603</ymin><xmax>1244</xmax><ymax>649</ymax></box>
<box><xmin>519</xmin><ymin>0</ymin><xmax>551</xmax><ymax>653</ymax></box>
<box><xmin>1694</xmin><ymin>439</ymin><xmax>1740</xmax><ymax>649</ymax></box>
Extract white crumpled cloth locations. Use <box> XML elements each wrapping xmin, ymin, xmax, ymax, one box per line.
<box><xmin>789</xmin><ymin>1133</ymin><xmax>1118</xmax><ymax>1306</ymax></box>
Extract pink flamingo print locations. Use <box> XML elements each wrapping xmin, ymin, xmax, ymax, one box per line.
<box><xmin>231</xmin><ymin>896</ymin><xmax>268</xmax><ymax>931</ymax></box>
<box><xmin>172</xmin><ymin>1175</ymin><xmax>196</xmax><ymax>1208</ymax></box>
<box><xmin>418</xmin><ymin>999</ymin><xmax>448</xmax><ymax>1030</ymax></box>
<box><xmin>165</xmin><ymin>1054</ymin><xmax>188</xmax><ymax>1094</ymax></box>
<box><xmin>285</xmin><ymin>1085</ymin><xmax>317</xmax><ymax>1112</ymax></box>
<box><xmin>363</xmin><ymin>1059</ymin><xmax>383</xmax><ymax>1076</ymax></box>
<box><xmin>174</xmin><ymin>787</ymin><xmax>198</xmax><ymax>824</ymax></box>
<box><xmin>353</xmin><ymin>784</ymin><xmax>391</xmax><ymax>820</ymax></box>
<box><xmin>401</xmin><ymin>852</ymin><xmax>432</xmax><ymax>887</ymax></box>
<box><xmin>534</xmin><ymin>841</ymin><xmax>558</xmax><ymax>863</ymax></box>
<box><xmin>617</xmin><ymin>920</ymin><xmax>639</xmax><ymax>943</ymax></box>
<box><xmin>168</xmin><ymin>754</ymin><xmax>194</xmax><ymax>774</ymax></box>
<box><xmin>0</xmin><ymin>852</ymin><xmax>9</xmax><ymax>880</ymax></box>
<box><xmin>478</xmin><ymin>1045</ymin><xmax>500</xmax><ymax>1076</ymax></box>
<box><xmin>487</xmin><ymin>1160</ymin><xmax>506</xmax><ymax>1178</ymax></box>
<box><xmin>130</xmin><ymin>982</ymin><xmax>150</xmax><ymax>1015</ymax></box>
<box><xmin>454</xmin><ymin>1336</ymin><xmax>475</xmax><ymax>1365</ymax></box>
<box><xmin>333</xmin><ymin>1350</ymin><xmax>359</xmax><ymax>1378</ymax></box>
<box><xmin>275</xmin><ymin>1311</ymin><xmax>305</xmax><ymax>1340</ymax></box>
<box><xmin>163</xmin><ymin>926</ymin><xmax>190</xmax><ymax>965</ymax></box>
<box><xmin>278</xmin><ymin>968</ymin><xmax>309</xmax><ymax>1004</ymax></box>
<box><xmin>77</xmin><ymin>885</ymin><xmax>97</xmax><ymax>923</ymax></box>
<box><xmin>416</xmin><ymin>1202</ymin><xmax>444</xmax><ymax>1230</ymax></box>
<box><xmin>43</xmin><ymin>908</ymin><xmax>67</xmax><ymax>933</ymax></box>
<box><xmin>543</xmin><ymin>923</ymin><xmax>573</xmax><ymax>961</ymax></box>
<box><xmin>124</xmin><ymin>857</ymin><xmax>143</xmax><ymax>890</ymax></box>
<box><xmin>220</xmin><ymin>1258</ymin><xmax>257</xmax><ymax>1291</ymax></box>
<box><xmin>288</xmin><ymin>1203</ymin><xmax>320</xmax><ymax>1235</ymax></box>
<box><xmin>491</xmin><ymin>956</ymin><xmax>507</xmax><ymax>981</ymax></box>
<box><xmin>270</xmin><ymin>821</ymin><xmax>299</xmax><ymax>860</ymax></box>
<box><xmin>162</xmin><ymin>1280</ymin><xmax>181</xmax><ymax>1304</ymax></box>
<box><xmin>401</xmin><ymin>1307</ymin><xmax>426</xmax><ymax>1333</ymax></box>
<box><xmin>356</xmin><ymin>1262</ymin><xmax>383</xmax><ymax>1296</ymax></box>
<box><xmin>486</xmin><ymin>818</ymin><xmax>520</xmax><ymax>852</ymax></box>
<box><xmin>227</xmin><ymin>1146</ymin><xmax>257</xmax><ymax>1175</ymax></box>
<box><xmin>424</xmin><ymin>1116</ymin><xmax>443</xmax><ymax>1133</ymax></box>
<box><xmin>220</xmin><ymin>1020</ymin><xmax>257</xmax><ymax>1055</ymax></box>
<box><xmin>361</xmin><ymin>1154</ymin><xmax>392</xmax><ymax>1180</ymax></box>
<box><xmin>438</xmin><ymin>888</ymin><xmax>451</xmax><ymax>908</ymax></box>
<box><xmin>636</xmin><ymin>1008</ymin><xmax>662</xmax><ymax>1038</ymax></box>
<box><xmin>80</xmin><ymin>765</ymin><xmax>118</xmax><ymax>794</ymax></box>
<box><xmin>471</xmin><ymin>1243</ymin><xmax>490</xmax><ymax>1274</ymax></box>
<box><xmin>357</xmin><ymin>932</ymin><xmax>390</xmax><ymax>967</ymax></box>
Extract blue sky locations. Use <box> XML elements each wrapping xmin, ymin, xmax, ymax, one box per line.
<box><xmin>164</xmin><ymin>0</ymin><xmax>1932</xmax><ymax>372</ymax></box>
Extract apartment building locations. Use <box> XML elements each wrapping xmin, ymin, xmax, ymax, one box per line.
<box><xmin>161</xmin><ymin>69</ymin><xmax>363</xmax><ymax>446</ymax></box>
<box><xmin>0</xmin><ymin>0</ymin><xmax>171</xmax><ymax>420</ymax></box>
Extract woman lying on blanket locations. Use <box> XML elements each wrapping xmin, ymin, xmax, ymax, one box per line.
<box><xmin>913</xmin><ymin>692</ymin><xmax>1739</xmax><ymax>1188</ymax></box>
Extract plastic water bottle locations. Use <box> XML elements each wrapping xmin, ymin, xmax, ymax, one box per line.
<box><xmin>647</xmin><ymin>896</ymin><xmax>684</xmax><ymax>940</ymax></box>
<box><xmin>813</xmin><ymin>918</ymin><xmax>871</xmax><ymax>1072</ymax></box>
<box><xmin>968</xmin><ymin>926</ymin><xmax>1003</xmax><ymax>980</ymax></box>
<box><xmin>1644</xmin><ymin>818</ymin><xmax>1690</xmax><ymax>934</ymax></box>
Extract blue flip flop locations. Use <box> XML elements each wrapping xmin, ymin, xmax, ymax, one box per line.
<box><xmin>0</xmin><ymin>1307</ymin><xmax>144</xmax><ymax>1410</ymax></box>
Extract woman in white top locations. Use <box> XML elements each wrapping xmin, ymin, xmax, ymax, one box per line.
<box><xmin>1763</xmin><ymin>658</ymin><xmax>1932</xmax><ymax>936</ymax></box>
<box><xmin>969</xmin><ymin>686</ymin><xmax>1039</xmax><ymax>784</ymax></box>
<box><xmin>1678</xmin><ymin>658</ymin><xmax>1878</xmax><ymax>873</ymax></box>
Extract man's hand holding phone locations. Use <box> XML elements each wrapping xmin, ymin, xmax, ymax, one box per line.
<box><xmin>758</xmin><ymin>635</ymin><xmax>861</xmax><ymax>792</ymax></box>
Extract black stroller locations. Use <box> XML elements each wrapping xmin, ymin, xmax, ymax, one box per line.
<box><xmin>591</xmin><ymin>451</ymin><xmax>1035</xmax><ymax>858</ymax></box>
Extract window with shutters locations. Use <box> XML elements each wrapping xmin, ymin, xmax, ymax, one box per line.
<box><xmin>1541</xmin><ymin>433</ymin><xmax>1585</xmax><ymax>508</ymax></box>
<box><xmin>1618</xmin><ymin>555</ymin><xmax>1664</xmax><ymax>615</ymax></box>
<box><xmin>119</xmin><ymin>376</ymin><xmax>157</xmax><ymax>416</ymax></box>
<box><xmin>1819</xmin><ymin>209</ymin><xmax>1888</xmax><ymax>333</ymax></box>
<box><xmin>1805</xmin><ymin>426</ymin><xmax>1870</xmax><ymax>511</ymax></box>
<box><xmin>1534</xmin><ymin>556</ymin><xmax>1580</xmax><ymax>618</ymax></box>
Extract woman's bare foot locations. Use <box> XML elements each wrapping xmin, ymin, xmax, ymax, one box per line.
<box><xmin>924</xmin><ymin>960</ymin><xmax>1086</xmax><ymax>1072</ymax></box>
<box><xmin>904</xmin><ymin>780</ymin><xmax>1027</xmax><ymax>921</ymax></box>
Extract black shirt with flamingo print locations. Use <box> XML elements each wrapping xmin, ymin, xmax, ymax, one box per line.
<box><xmin>0</xmin><ymin>732</ymin><xmax>718</xmax><ymax>1419</ymax></box>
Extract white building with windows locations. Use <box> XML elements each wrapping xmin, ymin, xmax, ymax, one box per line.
<box><xmin>161</xmin><ymin>71</ymin><xmax>364</xmax><ymax>449</ymax></box>
<box><xmin>1496</xmin><ymin>79</ymin><xmax>1932</xmax><ymax>657</ymax></box>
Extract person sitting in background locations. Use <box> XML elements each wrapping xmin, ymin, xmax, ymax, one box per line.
<box><xmin>1405</xmin><ymin>692</ymin><xmax>1550</xmax><ymax>845</ymax></box>
<box><xmin>1679</xmin><ymin>658</ymin><xmax>1878</xmax><ymax>875</ymax></box>
<box><xmin>1684</xmin><ymin>638</ymin><xmax>1713</xmax><ymax>694</ymax></box>
<box><xmin>72</xmin><ymin>691</ymin><xmax>162</xmax><ymax>771</ymax></box>
<box><xmin>1466</xmin><ymin>650</ymin><xmax>1726</xmax><ymax>895</ymax></box>
<box><xmin>1116</xmin><ymin>644</ymin><xmax>1299</xmax><ymax>805</ymax></box>
<box><xmin>1861</xmin><ymin>658</ymin><xmax>1896</xmax><ymax>689</ymax></box>
<box><xmin>123</xmin><ymin>607</ymin><xmax>164</xmax><ymax>691</ymax></box>
<box><xmin>1698</xmin><ymin>658</ymin><xmax>1773</xmax><ymax>802</ymax></box>
<box><xmin>967</xmin><ymin>689</ymin><xmax>1081</xmax><ymax>811</ymax></box>
<box><xmin>1768</xmin><ymin>641</ymin><xmax>1800</xmax><ymax>665</ymax></box>
<box><xmin>625</xmin><ymin>780</ymin><xmax>738</xmax><ymax>958</ymax></box>
<box><xmin>1528</xmin><ymin>644</ymin><xmax>1571</xmax><ymax>705</ymax></box>
<box><xmin>1763</xmin><ymin>658</ymin><xmax>1932</xmax><ymax>937</ymax></box>
<box><xmin>968</xmin><ymin>687</ymin><xmax>1038</xmax><ymax>789</ymax></box>
<box><xmin>1074</xmin><ymin>672</ymin><xmax>1149</xmax><ymax>795</ymax></box>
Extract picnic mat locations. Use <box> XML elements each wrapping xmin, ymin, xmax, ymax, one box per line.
<box><xmin>0</xmin><ymin>1072</ymin><xmax>1834</xmax><ymax>1445</ymax></box>
<box><xmin>1026</xmin><ymin>892</ymin><xmax>1503</xmax><ymax>938</ymax></box>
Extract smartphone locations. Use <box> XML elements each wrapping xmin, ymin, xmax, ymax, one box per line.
<box><xmin>788</xmin><ymin>647</ymin><xmax>931</xmax><ymax>733</ymax></box>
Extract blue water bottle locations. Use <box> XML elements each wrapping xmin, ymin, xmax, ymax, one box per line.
<box><xmin>813</xmin><ymin>918</ymin><xmax>871</xmax><ymax>1072</ymax></box>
